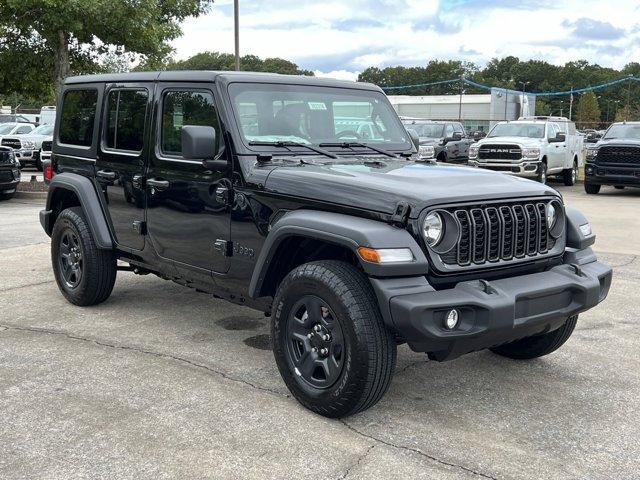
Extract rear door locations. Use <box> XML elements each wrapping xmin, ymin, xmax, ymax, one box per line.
<box><xmin>145</xmin><ymin>83</ymin><xmax>231</xmax><ymax>274</ymax></box>
<box><xmin>95</xmin><ymin>83</ymin><xmax>152</xmax><ymax>251</ymax></box>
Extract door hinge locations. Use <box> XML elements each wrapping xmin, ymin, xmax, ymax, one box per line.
<box><xmin>390</xmin><ymin>201</ymin><xmax>410</xmax><ymax>227</ymax></box>
<box><xmin>132</xmin><ymin>221</ymin><xmax>147</xmax><ymax>235</ymax></box>
<box><xmin>214</xmin><ymin>239</ymin><xmax>232</xmax><ymax>257</ymax></box>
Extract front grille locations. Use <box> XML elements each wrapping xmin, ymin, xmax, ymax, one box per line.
<box><xmin>597</xmin><ymin>168</ymin><xmax>639</xmax><ymax>177</ymax></box>
<box><xmin>596</xmin><ymin>146</ymin><xmax>640</xmax><ymax>166</ymax></box>
<box><xmin>439</xmin><ymin>200</ymin><xmax>557</xmax><ymax>268</ymax></box>
<box><xmin>0</xmin><ymin>170</ymin><xmax>14</xmax><ymax>182</ymax></box>
<box><xmin>41</xmin><ymin>140</ymin><xmax>52</xmax><ymax>152</ymax></box>
<box><xmin>1</xmin><ymin>138</ymin><xmax>21</xmax><ymax>150</ymax></box>
<box><xmin>478</xmin><ymin>144</ymin><xmax>522</xmax><ymax>160</ymax></box>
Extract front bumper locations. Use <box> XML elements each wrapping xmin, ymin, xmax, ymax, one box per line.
<box><xmin>14</xmin><ymin>149</ymin><xmax>36</xmax><ymax>164</ymax></box>
<box><xmin>469</xmin><ymin>159</ymin><xmax>540</xmax><ymax>178</ymax></box>
<box><xmin>372</xmin><ymin>253</ymin><xmax>612</xmax><ymax>361</ymax></box>
<box><xmin>585</xmin><ymin>162</ymin><xmax>640</xmax><ymax>186</ymax></box>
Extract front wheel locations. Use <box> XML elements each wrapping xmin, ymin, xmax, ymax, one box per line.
<box><xmin>490</xmin><ymin>315</ymin><xmax>578</xmax><ymax>360</ymax></box>
<box><xmin>51</xmin><ymin>207</ymin><xmax>117</xmax><ymax>306</ymax></box>
<box><xmin>272</xmin><ymin>260</ymin><xmax>396</xmax><ymax>418</ymax></box>
<box><xmin>536</xmin><ymin>162</ymin><xmax>547</xmax><ymax>184</ymax></box>
<box><xmin>563</xmin><ymin>160</ymin><xmax>578</xmax><ymax>186</ymax></box>
<box><xmin>585</xmin><ymin>183</ymin><xmax>601</xmax><ymax>194</ymax></box>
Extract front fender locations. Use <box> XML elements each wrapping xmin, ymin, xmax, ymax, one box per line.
<box><xmin>248</xmin><ymin>210</ymin><xmax>428</xmax><ymax>299</ymax></box>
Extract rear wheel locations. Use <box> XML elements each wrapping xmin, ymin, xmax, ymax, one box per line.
<box><xmin>51</xmin><ymin>207</ymin><xmax>117</xmax><ymax>306</ymax></box>
<box><xmin>585</xmin><ymin>183</ymin><xmax>601</xmax><ymax>194</ymax></box>
<box><xmin>490</xmin><ymin>315</ymin><xmax>578</xmax><ymax>360</ymax></box>
<box><xmin>272</xmin><ymin>260</ymin><xmax>396</xmax><ymax>418</ymax></box>
<box><xmin>563</xmin><ymin>160</ymin><xmax>578</xmax><ymax>186</ymax></box>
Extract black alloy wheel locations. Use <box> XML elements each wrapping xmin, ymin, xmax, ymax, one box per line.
<box><xmin>58</xmin><ymin>228</ymin><xmax>84</xmax><ymax>289</ymax></box>
<box><xmin>285</xmin><ymin>295</ymin><xmax>345</xmax><ymax>389</ymax></box>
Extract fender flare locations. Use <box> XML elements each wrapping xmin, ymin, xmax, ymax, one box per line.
<box><xmin>43</xmin><ymin>172</ymin><xmax>113</xmax><ymax>249</ymax></box>
<box><xmin>248</xmin><ymin>210</ymin><xmax>428</xmax><ymax>299</ymax></box>
<box><xmin>565</xmin><ymin>207</ymin><xmax>595</xmax><ymax>250</ymax></box>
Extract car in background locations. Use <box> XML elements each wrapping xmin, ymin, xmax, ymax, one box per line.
<box><xmin>582</xmin><ymin>129</ymin><xmax>603</xmax><ymax>143</ymax></box>
<box><xmin>401</xmin><ymin>119</ymin><xmax>475</xmax><ymax>163</ymax></box>
<box><xmin>39</xmin><ymin>106</ymin><xmax>56</xmax><ymax>125</ymax></box>
<box><xmin>0</xmin><ymin>145</ymin><xmax>20</xmax><ymax>200</ymax></box>
<box><xmin>468</xmin><ymin>117</ymin><xmax>581</xmax><ymax>185</ymax></box>
<box><xmin>1</xmin><ymin>124</ymin><xmax>54</xmax><ymax>170</ymax></box>
<box><xmin>40</xmin><ymin>138</ymin><xmax>52</xmax><ymax>169</ymax></box>
<box><xmin>0</xmin><ymin>114</ymin><xmax>32</xmax><ymax>124</ymax></box>
<box><xmin>584</xmin><ymin>121</ymin><xmax>640</xmax><ymax>194</ymax></box>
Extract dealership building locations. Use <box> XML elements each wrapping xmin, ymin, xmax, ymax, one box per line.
<box><xmin>387</xmin><ymin>88</ymin><xmax>536</xmax><ymax>132</ymax></box>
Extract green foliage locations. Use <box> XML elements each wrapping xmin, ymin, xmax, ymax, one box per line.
<box><xmin>576</xmin><ymin>91</ymin><xmax>601</xmax><ymax>127</ymax></box>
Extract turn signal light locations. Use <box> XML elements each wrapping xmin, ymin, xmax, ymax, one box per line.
<box><xmin>357</xmin><ymin>247</ymin><xmax>414</xmax><ymax>264</ymax></box>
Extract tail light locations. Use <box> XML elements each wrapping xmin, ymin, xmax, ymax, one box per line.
<box><xmin>44</xmin><ymin>163</ymin><xmax>54</xmax><ymax>181</ymax></box>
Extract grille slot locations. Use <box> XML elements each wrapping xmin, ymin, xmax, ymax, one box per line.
<box><xmin>442</xmin><ymin>200</ymin><xmax>557</xmax><ymax>268</ymax></box>
<box><xmin>596</xmin><ymin>146</ymin><xmax>640</xmax><ymax>166</ymax></box>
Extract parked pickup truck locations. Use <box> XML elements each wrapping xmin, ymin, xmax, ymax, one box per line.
<box><xmin>469</xmin><ymin>117</ymin><xmax>582</xmax><ymax>185</ymax></box>
<box><xmin>1</xmin><ymin>124</ymin><xmax>53</xmax><ymax>170</ymax></box>
<box><xmin>401</xmin><ymin>119</ymin><xmax>477</xmax><ymax>163</ymax></box>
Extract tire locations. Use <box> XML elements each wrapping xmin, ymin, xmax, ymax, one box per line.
<box><xmin>272</xmin><ymin>260</ymin><xmax>396</xmax><ymax>418</ymax></box>
<box><xmin>585</xmin><ymin>183</ymin><xmax>601</xmax><ymax>194</ymax></box>
<box><xmin>0</xmin><ymin>190</ymin><xmax>16</xmax><ymax>200</ymax></box>
<box><xmin>536</xmin><ymin>162</ymin><xmax>547</xmax><ymax>184</ymax></box>
<box><xmin>490</xmin><ymin>315</ymin><xmax>578</xmax><ymax>360</ymax></box>
<box><xmin>563</xmin><ymin>160</ymin><xmax>578</xmax><ymax>186</ymax></box>
<box><xmin>437</xmin><ymin>152</ymin><xmax>447</xmax><ymax>163</ymax></box>
<box><xmin>51</xmin><ymin>207</ymin><xmax>117</xmax><ymax>306</ymax></box>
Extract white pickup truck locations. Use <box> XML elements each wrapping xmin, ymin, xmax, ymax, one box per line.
<box><xmin>468</xmin><ymin>116</ymin><xmax>582</xmax><ymax>185</ymax></box>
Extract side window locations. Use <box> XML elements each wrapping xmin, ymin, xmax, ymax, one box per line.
<box><xmin>547</xmin><ymin>124</ymin><xmax>558</xmax><ymax>139</ymax></box>
<box><xmin>16</xmin><ymin>126</ymin><xmax>32</xmax><ymax>134</ymax></box>
<box><xmin>59</xmin><ymin>89</ymin><xmax>98</xmax><ymax>147</ymax></box>
<box><xmin>161</xmin><ymin>90</ymin><xmax>219</xmax><ymax>157</ymax></box>
<box><xmin>105</xmin><ymin>89</ymin><xmax>148</xmax><ymax>152</ymax></box>
<box><xmin>445</xmin><ymin>124</ymin><xmax>455</xmax><ymax>137</ymax></box>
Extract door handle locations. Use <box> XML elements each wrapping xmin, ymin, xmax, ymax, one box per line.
<box><xmin>147</xmin><ymin>178</ymin><xmax>170</xmax><ymax>191</ymax></box>
<box><xmin>97</xmin><ymin>170</ymin><xmax>117</xmax><ymax>182</ymax></box>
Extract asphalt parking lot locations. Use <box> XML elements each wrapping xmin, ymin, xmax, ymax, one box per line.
<box><xmin>1</xmin><ymin>184</ymin><xmax>638</xmax><ymax>479</ymax></box>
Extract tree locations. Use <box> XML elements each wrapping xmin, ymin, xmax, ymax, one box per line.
<box><xmin>0</xmin><ymin>0</ymin><xmax>213</xmax><ymax>99</ymax></box>
<box><xmin>576</xmin><ymin>91</ymin><xmax>601</xmax><ymax>128</ymax></box>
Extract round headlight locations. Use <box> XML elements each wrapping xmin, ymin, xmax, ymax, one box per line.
<box><xmin>547</xmin><ymin>203</ymin><xmax>557</xmax><ymax>228</ymax></box>
<box><xmin>423</xmin><ymin>212</ymin><xmax>444</xmax><ymax>246</ymax></box>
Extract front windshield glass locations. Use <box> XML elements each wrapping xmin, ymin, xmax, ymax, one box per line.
<box><xmin>32</xmin><ymin>124</ymin><xmax>54</xmax><ymax>135</ymax></box>
<box><xmin>403</xmin><ymin>122</ymin><xmax>444</xmax><ymax>138</ymax></box>
<box><xmin>488</xmin><ymin>123</ymin><xmax>545</xmax><ymax>138</ymax></box>
<box><xmin>0</xmin><ymin>124</ymin><xmax>16</xmax><ymax>134</ymax></box>
<box><xmin>229</xmin><ymin>83</ymin><xmax>411</xmax><ymax>151</ymax></box>
<box><xmin>604</xmin><ymin>124</ymin><xmax>640</xmax><ymax>140</ymax></box>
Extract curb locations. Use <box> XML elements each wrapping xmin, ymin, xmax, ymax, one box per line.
<box><xmin>15</xmin><ymin>190</ymin><xmax>48</xmax><ymax>200</ymax></box>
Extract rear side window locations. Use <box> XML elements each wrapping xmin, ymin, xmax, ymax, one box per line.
<box><xmin>59</xmin><ymin>89</ymin><xmax>98</xmax><ymax>147</ymax></box>
<box><xmin>16</xmin><ymin>125</ymin><xmax>32</xmax><ymax>134</ymax></box>
<box><xmin>105</xmin><ymin>89</ymin><xmax>148</xmax><ymax>152</ymax></box>
<box><xmin>161</xmin><ymin>90</ymin><xmax>219</xmax><ymax>156</ymax></box>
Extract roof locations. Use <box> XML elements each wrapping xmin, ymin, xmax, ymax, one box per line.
<box><xmin>65</xmin><ymin>70</ymin><xmax>380</xmax><ymax>91</ymax></box>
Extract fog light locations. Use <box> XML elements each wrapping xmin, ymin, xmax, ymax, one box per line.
<box><xmin>445</xmin><ymin>309</ymin><xmax>459</xmax><ymax>330</ymax></box>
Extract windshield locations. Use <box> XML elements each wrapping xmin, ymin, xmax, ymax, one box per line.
<box><xmin>488</xmin><ymin>123</ymin><xmax>545</xmax><ymax>139</ymax></box>
<box><xmin>0</xmin><ymin>124</ymin><xmax>16</xmax><ymax>134</ymax></box>
<box><xmin>604</xmin><ymin>124</ymin><xmax>640</xmax><ymax>140</ymax></box>
<box><xmin>32</xmin><ymin>124</ymin><xmax>54</xmax><ymax>135</ymax></box>
<box><xmin>403</xmin><ymin>123</ymin><xmax>444</xmax><ymax>138</ymax></box>
<box><xmin>229</xmin><ymin>83</ymin><xmax>411</xmax><ymax>152</ymax></box>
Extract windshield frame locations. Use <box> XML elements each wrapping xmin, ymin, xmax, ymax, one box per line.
<box><xmin>226</xmin><ymin>81</ymin><xmax>413</xmax><ymax>156</ymax></box>
<box><xmin>487</xmin><ymin>122</ymin><xmax>546</xmax><ymax>139</ymax></box>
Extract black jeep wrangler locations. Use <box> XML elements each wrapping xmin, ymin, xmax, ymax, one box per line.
<box><xmin>41</xmin><ymin>72</ymin><xmax>612</xmax><ymax>418</ymax></box>
<box><xmin>0</xmin><ymin>145</ymin><xmax>20</xmax><ymax>200</ymax></box>
<box><xmin>585</xmin><ymin>121</ymin><xmax>640</xmax><ymax>194</ymax></box>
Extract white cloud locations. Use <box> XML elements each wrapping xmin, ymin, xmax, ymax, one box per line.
<box><xmin>172</xmin><ymin>0</ymin><xmax>640</xmax><ymax>76</ymax></box>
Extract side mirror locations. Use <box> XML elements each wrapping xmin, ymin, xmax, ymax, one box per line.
<box><xmin>549</xmin><ymin>132</ymin><xmax>566</xmax><ymax>143</ymax></box>
<box><xmin>181</xmin><ymin>125</ymin><xmax>227</xmax><ymax>170</ymax></box>
<box><xmin>451</xmin><ymin>132</ymin><xmax>463</xmax><ymax>141</ymax></box>
<box><xmin>407</xmin><ymin>129</ymin><xmax>420</xmax><ymax>151</ymax></box>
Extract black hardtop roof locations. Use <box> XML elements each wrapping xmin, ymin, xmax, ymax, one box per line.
<box><xmin>65</xmin><ymin>70</ymin><xmax>381</xmax><ymax>92</ymax></box>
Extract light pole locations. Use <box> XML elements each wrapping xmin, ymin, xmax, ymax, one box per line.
<box><xmin>626</xmin><ymin>73</ymin><xmax>633</xmax><ymax>121</ymax></box>
<box><xmin>519</xmin><ymin>81</ymin><xmax>529</xmax><ymax>117</ymax></box>
<box><xmin>458</xmin><ymin>87</ymin><xmax>466</xmax><ymax>122</ymax></box>
<box><xmin>234</xmin><ymin>0</ymin><xmax>240</xmax><ymax>71</ymax></box>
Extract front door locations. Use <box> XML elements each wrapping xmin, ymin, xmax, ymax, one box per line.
<box><xmin>96</xmin><ymin>84</ymin><xmax>151</xmax><ymax>250</ymax></box>
<box><xmin>145</xmin><ymin>84</ymin><xmax>231</xmax><ymax>274</ymax></box>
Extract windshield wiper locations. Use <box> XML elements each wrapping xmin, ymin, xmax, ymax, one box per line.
<box><xmin>249</xmin><ymin>140</ymin><xmax>338</xmax><ymax>159</ymax></box>
<box><xmin>318</xmin><ymin>142</ymin><xmax>398</xmax><ymax>158</ymax></box>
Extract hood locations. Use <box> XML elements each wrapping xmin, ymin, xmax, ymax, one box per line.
<box><xmin>263</xmin><ymin>158</ymin><xmax>559</xmax><ymax>217</ymax></box>
<box><xmin>418</xmin><ymin>137</ymin><xmax>442</xmax><ymax>146</ymax></box>
<box><xmin>593</xmin><ymin>138</ymin><xmax>640</xmax><ymax>147</ymax></box>
<box><xmin>476</xmin><ymin>136</ymin><xmax>543</xmax><ymax>147</ymax></box>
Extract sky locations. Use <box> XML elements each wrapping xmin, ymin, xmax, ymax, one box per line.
<box><xmin>172</xmin><ymin>0</ymin><xmax>640</xmax><ymax>81</ymax></box>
